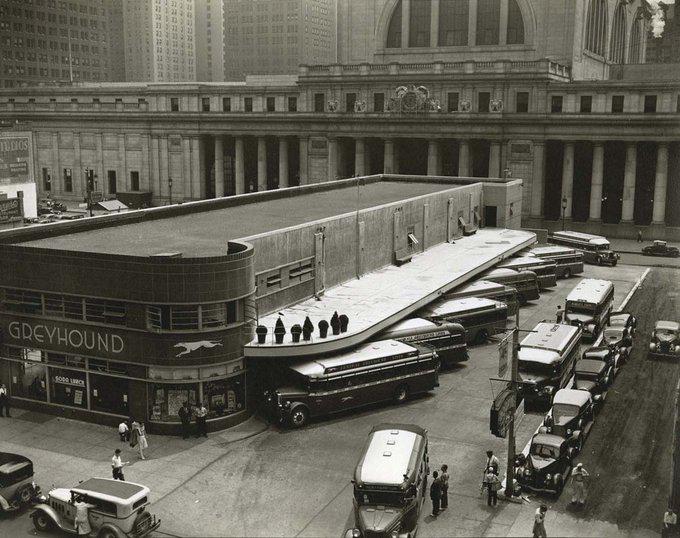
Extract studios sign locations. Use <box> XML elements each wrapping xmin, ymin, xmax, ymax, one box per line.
<box><xmin>8</xmin><ymin>321</ymin><xmax>125</xmax><ymax>355</ymax></box>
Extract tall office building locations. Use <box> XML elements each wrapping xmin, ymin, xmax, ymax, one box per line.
<box><xmin>647</xmin><ymin>4</ymin><xmax>679</xmax><ymax>63</ymax></box>
<box><xmin>195</xmin><ymin>0</ymin><xmax>225</xmax><ymax>81</ymax></box>
<box><xmin>0</xmin><ymin>0</ymin><xmax>125</xmax><ymax>88</ymax></box>
<box><xmin>223</xmin><ymin>0</ymin><xmax>337</xmax><ymax>81</ymax></box>
<box><xmin>123</xmin><ymin>0</ymin><xmax>196</xmax><ymax>82</ymax></box>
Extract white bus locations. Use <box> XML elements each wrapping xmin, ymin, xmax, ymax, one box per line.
<box><xmin>564</xmin><ymin>278</ymin><xmax>615</xmax><ymax>341</ymax></box>
<box><xmin>525</xmin><ymin>246</ymin><xmax>584</xmax><ymax>279</ymax></box>
<box><xmin>547</xmin><ymin>231</ymin><xmax>619</xmax><ymax>266</ymax></box>
<box><xmin>419</xmin><ymin>297</ymin><xmax>508</xmax><ymax>345</ymax></box>
<box><xmin>518</xmin><ymin>322</ymin><xmax>582</xmax><ymax>409</ymax></box>
<box><xmin>481</xmin><ymin>267</ymin><xmax>540</xmax><ymax>304</ymax></box>
<box><xmin>446</xmin><ymin>279</ymin><xmax>519</xmax><ymax>317</ymax></box>
<box><xmin>498</xmin><ymin>256</ymin><xmax>557</xmax><ymax>289</ymax></box>
<box><xmin>378</xmin><ymin>318</ymin><xmax>468</xmax><ymax>365</ymax></box>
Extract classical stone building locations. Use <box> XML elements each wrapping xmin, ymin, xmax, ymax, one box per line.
<box><xmin>0</xmin><ymin>0</ymin><xmax>679</xmax><ymax>237</ymax></box>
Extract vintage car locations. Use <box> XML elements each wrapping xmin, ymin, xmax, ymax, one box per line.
<box><xmin>541</xmin><ymin>389</ymin><xmax>595</xmax><ymax>451</ymax></box>
<box><xmin>572</xmin><ymin>359</ymin><xmax>612</xmax><ymax>406</ymax></box>
<box><xmin>608</xmin><ymin>311</ymin><xmax>638</xmax><ymax>337</ymax></box>
<box><xmin>0</xmin><ymin>453</ymin><xmax>44</xmax><ymax>514</ymax></box>
<box><xmin>649</xmin><ymin>321</ymin><xmax>680</xmax><ymax>359</ymax></box>
<box><xmin>642</xmin><ymin>240</ymin><xmax>680</xmax><ymax>258</ymax></box>
<box><xmin>602</xmin><ymin>326</ymin><xmax>633</xmax><ymax>359</ymax></box>
<box><xmin>515</xmin><ymin>433</ymin><xmax>575</xmax><ymax>496</ymax></box>
<box><xmin>582</xmin><ymin>346</ymin><xmax>624</xmax><ymax>377</ymax></box>
<box><xmin>32</xmin><ymin>477</ymin><xmax>160</xmax><ymax>537</ymax></box>
<box><xmin>37</xmin><ymin>198</ymin><xmax>67</xmax><ymax>215</ymax></box>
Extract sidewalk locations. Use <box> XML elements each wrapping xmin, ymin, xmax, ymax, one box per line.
<box><xmin>609</xmin><ymin>237</ymin><xmax>680</xmax><ymax>255</ymax></box>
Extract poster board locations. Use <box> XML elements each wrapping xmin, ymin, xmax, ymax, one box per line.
<box><xmin>167</xmin><ymin>389</ymin><xmax>185</xmax><ymax>417</ymax></box>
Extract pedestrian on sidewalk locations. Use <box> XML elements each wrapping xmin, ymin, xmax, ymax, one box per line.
<box><xmin>72</xmin><ymin>493</ymin><xmax>93</xmax><ymax>536</ymax></box>
<box><xmin>485</xmin><ymin>450</ymin><xmax>500</xmax><ymax>475</ymax></box>
<box><xmin>570</xmin><ymin>463</ymin><xmax>589</xmax><ymax>506</ymax></box>
<box><xmin>430</xmin><ymin>470</ymin><xmax>442</xmax><ymax>516</ymax></box>
<box><xmin>178</xmin><ymin>402</ymin><xmax>193</xmax><ymax>439</ymax></box>
<box><xmin>481</xmin><ymin>467</ymin><xmax>501</xmax><ymax>506</ymax></box>
<box><xmin>130</xmin><ymin>419</ymin><xmax>148</xmax><ymax>460</ymax></box>
<box><xmin>439</xmin><ymin>464</ymin><xmax>449</xmax><ymax>511</ymax></box>
<box><xmin>663</xmin><ymin>507</ymin><xmax>678</xmax><ymax>538</ymax></box>
<box><xmin>532</xmin><ymin>504</ymin><xmax>548</xmax><ymax>538</ymax></box>
<box><xmin>637</xmin><ymin>230</ymin><xmax>643</xmax><ymax>243</ymax></box>
<box><xmin>118</xmin><ymin>420</ymin><xmax>130</xmax><ymax>442</ymax></box>
<box><xmin>0</xmin><ymin>383</ymin><xmax>11</xmax><ymax>417</ymax></box>
<box><xmin>111</xmin><ymin>449</ymin><xmax>129</xmax><ymax>481</ymax></box>
<box><xmin>555</xmin><ymin>305</ymin><xmax>565</xmax><ymax>324</ymax></box>
<box><xmin>194</xmin><ymin>401</ymin><xmax>208</xmax><ymax>438</ymax></box>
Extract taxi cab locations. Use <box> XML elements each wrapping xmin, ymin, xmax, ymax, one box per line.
<box><xmin>541</xmin><ymin>389</ymin><xmax>594</xmax><ymax>453</ymax></box>
<box><xmin>0</xmin><ymin>453</ymin><xmax>43</xmax><ymax>514</ymax></box>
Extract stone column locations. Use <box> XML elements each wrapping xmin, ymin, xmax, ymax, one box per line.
<box><xmin>150</xmin><ymin>136</ymin><xmax>159</xmax><ymax>201</ymax></box>
<box><xmin>141</xmin><ymin>134</ymin><xmax>150</xmax><ymax>192</ymax></box>
<box><xmin>652</xmin><ymin>142</ymin><xmax>669</xmax><ymax>224</ymax></box>
<box><xmin>430</xmin><ymin>0</ymin><xmax>440</xmax><ymax>47</ymax></box>
<box><xmin>401</xmin><ymin>0</ymin><xmax>411</xmax><ymax>48</ymax></box>
<box><xmin>257</xmin><ymin>137</ymin><xmax>267</xmax><ymax>191</ymax></box>
<box><xmin>621</xmin><ymin>142</ymin><xmax>637</xmax><ymax>222</ymax></box>
<box><xmin>159</xmin><ymin>136</ymin><xmax>169</xmax><ymax>201</ymax></box>
<box><xmin>214</xmin><ymin>136</ymin><xmax>224</xmax><ymax>198</ymax></box>
<box><xmin>589</xmin><ymin>142</ymin><xmax>604</xmax><ymax>221</ymax></box>
<box><xmin>384</xmin><ymin>139</ymin><xmax>395</xmax><ymax>174</ymax></box>
<box><xmin>561</xmin><ymin>141</ymin><xmax>575</xmax><ymax>219</ymax></box>
<box><xmin>119</xmin><ymin>133</ymin><xmax>127</xmax><ymax>191</ymax></box>
<box><xmin>51</xmin><ymin>133</ymin><xmax>60</xmax><ymax>195</ymax></box>
<box><xmin>234</xmin><ymin>136</ymin><xmax>245</xmax><ymax>195</ymax></box>
<box><xmin>427</xmin><ymin>140</ymin><xmax>440</xmax><ymax>176</ymax></box>
<box><xmin>530</xmin><ymin>141</ymin><xmax>545</xmax><ymax>218</ymax></box>
<box><xmin>468</xmin><ymin>0</ymin><xmax>478</xmax><ymax>46</ymax></box>
<box><xmin>191</xmin><ymin>137</ymin><xmax>201</xmax><ymax>200</ymax></box>
<box><xmin>327</xmin><ymin>137</ymin><xmax>338</xmax><ymax>181</ymax></box>
<box><xmin>279</xmin><ymin>137</ymin><xmax>289</xmax><ymax>188</ymax></box>
<box><xmin>73</xmin><ymin>132</ymin><xmax>83</xmax><ymax>196</ymax></box>
<box><xmin>489</xmin><ymin>141</ymin><xmax>502</xmax><ymax>177</ymax></box>
<box><xmin>458</xmin><ymin>140</ymin><xmax>471</xmax><ymax>176</ymax></box>
<box><xmin>299</xmin><ymin>136</ymin><xmax>309</xmax><ymax>185</ymax></box>
<box><xmin>499</xmin><ymin>0</ymin><xmax>509</xmax><ymax>45</ymax></box>
<box><xmin>355</xmin><ymin>138</ymin><xmax>366</xmax><ymax>177</ymax></box>
<box><xmin>182</xmin><ymin>138</ymin><xmax>192</xmax><ymax>199</ymax></box>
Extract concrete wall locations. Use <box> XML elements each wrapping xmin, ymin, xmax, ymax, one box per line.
<box><xmin>483</xmin><ymin>178</ymin><xmax>523</xmax><ymax>229</ymax></box>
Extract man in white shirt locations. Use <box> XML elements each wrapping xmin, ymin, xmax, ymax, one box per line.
<box><xmin>0</xmin><ymin>383</ymin><xmax>10</xmax><ymax>417</ymax></box>
<box><xmin>194</xmin><ymin>402</ymin><xmax>208</xmax><ymax>438</ymax></box>
<box><xmin>111</xmin><ymin>449</ymin><xmax>129</xmax><ymax>481</ymax></box>
<box><xmin>118</xmin><ymin>421</ymin><xmax>130</xmax><ymax>442</ymax></box>
<box><xmin>485</xmin><ymin>450</ymin><xmax>500</xmax><ymax>474</ymax></box>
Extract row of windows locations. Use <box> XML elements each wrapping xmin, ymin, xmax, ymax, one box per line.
<box><xmin>40</xmin><ymin>167</ymin><xmax>141</xmax><ymax>194</ymax></box>
<box><xmin>189</xmin><ymin>96</ymin><xmax>299</xmax><ymax>113</ymax></box>
<box><xmin>550</xmin><ymin>93</ymin><xmax>663</xmax><ymax>114</ymax></box>
<box><xmin>147</xmin><ymin>302</ymin><xmax>242</xmax><ymax>331</ymax></box>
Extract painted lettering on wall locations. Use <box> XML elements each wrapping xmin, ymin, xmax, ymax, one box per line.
<box><xmin>53</xmin><ymin>375</ymin><xmax>86</xmax><ymax>387</ymax></box>
<box><xmin>8</xmin><ymin>321</ymin><xmax>125</xmax><ymax>354</ymax></box>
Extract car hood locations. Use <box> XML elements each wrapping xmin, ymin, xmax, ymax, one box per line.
<box><xmin>358</xmin><ymin>506</ymin><xmax>401</xmax><ymax>534</ymax></box>
<box><xmin>574</xmin><ymin>379</ymin><xmax>597</xmax><ymax>393</ymax></box>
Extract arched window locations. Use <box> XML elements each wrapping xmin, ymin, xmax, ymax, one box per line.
<box><xmin>506</xmin><ymin>0</ymin><xmax>525</xmax><ymax>45</ymax></box>
<box><xmin>476</xmin><ymin>0</ymin><xmax>500</xmax><ymax>45</ymax></box>
<box><xmin>386</xmin><ymin>0</ymin><xmax>403</xmax><ymax>48</ymax></box>
<box><xmin>609</xmin><ymin>2</ymin><xmax>626</xmax><ymax>63</ymax></box>
<box><xmin>585</xmin><ymin>0</ymin><xmax>608</xmax><ymax>57</ymax></box>
<box><xmin>629</xmin><ymin>11</ymin><xmax>645</xmax><ymax>63</ymax></box>
<box><xmin>410</xmin><ymin>0</ymin><xmax>432</xmax><ymax>47</ymax></box>
<box><xmin>439</xmin><ymin>0</ymin><xmax>469</xmax><ymax>46</ymax></box>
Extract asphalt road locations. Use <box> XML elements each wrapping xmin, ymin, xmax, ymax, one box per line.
<box><xmin>551</xmin><ymin>267</ymin><xmax>680</xmax><ymax>532</ymax></box>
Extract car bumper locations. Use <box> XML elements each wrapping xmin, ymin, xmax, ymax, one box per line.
<box><xmin>130</xmin><ymin>516</ymin><xmax>161</xmax><ymax>537</ymax></box>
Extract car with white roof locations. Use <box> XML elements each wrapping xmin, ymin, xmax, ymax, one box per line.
<box><xmin>649</xmin><ymin>321</ymin><xmax>680</xmax><ymax>359</ymax></box>
<box><xmin>542</xmin><ymin>389</ymin><xmax>595</xmax><ymax>451</ymax></box>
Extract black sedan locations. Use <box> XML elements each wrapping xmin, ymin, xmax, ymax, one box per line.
<box><xmin>642</xmin><ymin>240</ymin><xmax>680</xmax><ymax>258</ymax></box>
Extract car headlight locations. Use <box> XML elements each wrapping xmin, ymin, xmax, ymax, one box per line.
<box><xmin>284</xmin><ymin>401</ymin><xmax>291</xmax><ymax>408</ymax></box>
<box><xmin>650</xmin><ymin>343</ymin><xmax>656</xmax><ymax>350</ymax></box>
<box><xmin>352</xmin><ymin>529</ymin><xmax>361</xmax><ymax>538</ymax></box>
<box><xmin>391</xmin><ymin>531</ymin><xmax>399</xmax><ymax>538</ymax></box>
<box><xmin>675</xmin><ymin>346</ymin><xmax>680</xmax><ymax>352</ymax></box>
<box><xmin>545</xmin><ymin>474</ymin><xmax>552</xmax><ymax>482</ymax></box>
<box><xmin>524</xmin><ymin>469</ymin><xmax>531</xmax><ymax>476</ymax></box>
<box><xmin>586</xmin><ymin>324</ymin><xmax>596</xmax><ymax>333</ymax></box>
<box><xmin>566</xmin><ymin>429</ymin><xmax>572</xmax><ymax>436</ymax></box>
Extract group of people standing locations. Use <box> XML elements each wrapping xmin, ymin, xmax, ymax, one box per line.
<box><xmin>428</xmin><ymin>464</ymin><xmax>449</xmax><ymax>516</ymax></box>
<box><xmin>112</xmin><ymin>417</ymin><xmax>149</xmax><ymax>481</ymax></box>
<box><xmin>178</xmin><ymin>401</ymin><xmax>209</xmax><ymax>439</ymax></box>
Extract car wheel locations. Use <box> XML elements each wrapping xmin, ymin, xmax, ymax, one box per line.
<box><xmin>98</xmin><ymin>529</ymin><xmax>119</xmax><ymax>538</ymax></box>
<box><xmin>32</xmin><ymin>513</ymin><xmax>52</xmax><ymax>533</ymax></box>
<box><xmin>289</xmin><ymin>406</ymin><xmax>309</xmax><ymax>428</ymax></box>
<box><xmin>563</xmin><ymin>268</ymin><xmax>571</xmax><ymax>279</ymax></box>
<box><xmin>394</xmin><ymin>384</ymin><xmax>409</xmax><ymax>404</ymax></box>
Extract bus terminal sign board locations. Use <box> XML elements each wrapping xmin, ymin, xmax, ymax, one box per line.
<box><xmin>0</xmin><ymin>135</ymin><xmax>31</xmax><ymax>185</ymax></box>
<box><xmin>0</xmin><ymin>197</ymin><xmax>22</xmax><ymax>220</ymax></box>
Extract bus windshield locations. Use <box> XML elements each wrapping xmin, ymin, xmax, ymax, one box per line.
<box><xmin>519</xmin><ymin>361</ymin><xmax>555</xmax><ymax>375</ymax></box>
<box><xmin>355</xmin><ymin>489</ymin><xmax>404</xmax><ymax>507</ymax></box>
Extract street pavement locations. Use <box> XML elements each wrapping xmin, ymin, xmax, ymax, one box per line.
<box><xmin>0</xmin><ymin>263</ymin><xmax>663</xmax><ymax>537</ymax></box>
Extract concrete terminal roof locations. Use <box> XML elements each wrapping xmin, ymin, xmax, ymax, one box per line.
<box><xmin>17</xmin><ymin>181</ymin><xmax>454</xmax><ymax>257</ymax></box>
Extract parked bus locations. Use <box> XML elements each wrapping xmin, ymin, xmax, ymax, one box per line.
<box><xmin>263</xmin><ymin>340</ymin><xmax>439</xmax><ymax>428</ymax></box>
<box><xmin>519</xmin><ymin>322</ymin><xmax>582</xmax><ymax>410</ymax></box>
<box><xmin>547</xmin><ymin>231</ymin><xmax>619</xmax><ymax>266</ymax></box>
<box><xmin>419</xmin><ymin>297</ymin><xmax>508</xmax><ymax>345</ymax></box>
<box><xmin>446</xmin><ymin>279</ymin><xmax>519</xmax><ymax>317</ymax></box>
<box><xmin>498</xmin><ymin>256</ymin><xmax>557</xmax><ymax>289</ymax></box>
<box><xmin>481</xmin><ymin>267</ymin><xmax>540</xmax><ymax>304</ymax></box>
<box><xmin>525</xmin><ymin>246</ymin><xmax>584</xmax><ymax>279</ymax></box>
<box><xmin>378</xmin><ymin>318</ymin><xmax>468</xmax><ymax>366</ymax></box>
<box><xmin>564</xmin><ymin>278</ymin><xmax>615</xmax><ymax>341</ymax></box>
<box><xmin>347</xmin><ymin>424</ymin><xmax>429</xmax><ymax>538</ymax></box>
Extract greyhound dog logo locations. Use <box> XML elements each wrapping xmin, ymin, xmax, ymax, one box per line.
<box><xmin>174</xmin><ymin>340</ymin><xmax>223</xmax><ymax>357</ymax></box>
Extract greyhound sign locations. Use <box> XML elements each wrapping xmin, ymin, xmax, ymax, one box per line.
<box><xmin>174</xmin><ymin>340</ymin><xmax>223</xmax><ymax>357</ymax></box>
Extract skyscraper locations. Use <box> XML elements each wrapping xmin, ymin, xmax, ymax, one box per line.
<box><xmin>123</xmin><ymin>0</ymin><xmax>196</xmax><ymax>82</ymax></box>
<box><xmin>222</xmin><ymin>0</ymin><xmax>337</xmax><ymax>81</ymax></box>
<box><xmin>0</xmin><ymin>0</ymin><xmax>125</xmax><ymax>88</ymax></box>
<box><xmin>195</xmin><ymin>0</ymin><xmax>225</xmax><ymax>81</ymax></box>
<box><xmin>647</xmin><ymin>4</ymin><xmax>679</xmax><ymax>63</ymax></box>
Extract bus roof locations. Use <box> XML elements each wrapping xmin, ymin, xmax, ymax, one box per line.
<box><xmin>420</xmin><ymin>297</ymin><xmax>505</xmax><ymax>318</ymax></box>
<box><xmin>566</xmin><ymin>279</ymin><xmax>614</xmax><ymax>304</ymax></box>
<box><xmin>499</xmin><ymin>256</ymin><xmax>554</xmax><ymax>269</ymax></box>
<box><xmin>384</xmin><ymin>318</ymin><xmax>440</xmax><ymax>333</ymax></box>
<box><xmin>482</xmin><ymin>267</ymin><xmax>523</xmax><ymax>278</ymax></box>
<box><xmin>521</xmin><ymin>322</ymin><xmax>580</xmax><ymax>354</ymax></box>
<box><xmin>528</xmin><ymin>246</ymin><xmax>578</xmax><ymax>257</ymax></box>
<box><xmin>355</xmin><ymin>425</ymin><xmax>426</xmax><ymax>487</ymax></box>
<box><xmin>289</xmin><ymin>339</ymin><xmax>418</xmax><ymax>377</ymax></box>
<box><xmin>449</xmin><ymin>279</ymin><xmax>508</xmax><ymax>296</ymax></box>
<box><xmin>551</xmin><ymin>230</ymin><xmax>610</xmax><ymax>246</ymax></box>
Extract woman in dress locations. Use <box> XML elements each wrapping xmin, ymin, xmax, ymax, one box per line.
<box><xmin>131</xmin><ymin>419</ymin><xmax>149</xmax><ymax>460</ymax></box>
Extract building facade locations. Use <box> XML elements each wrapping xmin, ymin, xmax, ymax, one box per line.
<box><xmin>0</xmin><ymin>131</ymin><xmax>37</xmax><ymax>220</ymax></box>
<box><xmin>222</xmin><ymin>0</ymin><xmax>337</xmax><ymax>81</ymax></box>
<box><xmin>646</xmin><ymin>4</ymin><xmax>679</xmax><ymax>63</ymax></box>
<box><xmin>122</xmin><ymin>0</ymin><xmax>196</xmax><ymax>82</ymax></box>
<box><xmin>195</xmin><ymin>0</ymin><xmax>225</xmax><ymax>82</ymax></box>
<box><xmin>0</xmin><ymin>0</ymin><xmax>125</xmax><ymax>88</ymax></box>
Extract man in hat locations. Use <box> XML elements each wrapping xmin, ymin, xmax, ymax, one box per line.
<box><xmin>485</xmin><ymin>450</ymin><xmax>500</xmax><ymax>475</ymax></box>
<box><xmin>571</xmin><ymin>463</ymin><xmax>590</xmax><ymax>506</ymax></box>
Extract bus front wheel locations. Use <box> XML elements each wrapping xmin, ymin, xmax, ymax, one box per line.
<box><xmin>394</xmin><ymin>385</ymin><xmax>409</xmax><ymax>404</ymax></box>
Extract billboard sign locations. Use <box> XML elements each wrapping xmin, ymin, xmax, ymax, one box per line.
<box><xmin>0</xmin><ymin>197</ymin><xmax>22</xmax><ymax>220</ymax></box>
<box><xmin>0</xmin><ymin>134</ymin><xmax>32</xmax><ymax>185</ymax></box>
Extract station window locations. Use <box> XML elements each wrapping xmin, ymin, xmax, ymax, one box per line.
<box><xmin>447</xmin><ymin>92</ymin><xmax>459</xmax><ymax>112</ymax></box>
<box><xmin>580</xmin><ymin>95</ymin><xmax>592</xmax><ymax>113</ymax></box>
<box><xmin>345</xmin><ymin>92</ymin><xmax>357</xmax><ymax>112</ymax></box>
<box><xmin>8</xmin><ymin>348</ymin><xmax>47</xmax><ymax>402</ymax></box>
<box><xmin>677</xmin><ymin>95</ymin><xmax>680</xmax><ymax>113</ymax></box>
<box><xmin>146</xmin><ymin>300</ymin><xmax>242</xmax><ymax>332</ymax></box>
<box><xmin>201</xmin><ymin>97</ymin><xmax>210</xmax><ymax>112</ymax></box>
<box><xmin>644</xmin><ymin>94</ymin><xmax>657</xmax><ymax>113</ymax></box>
<box><xmin>373</xmin><ymin>92</ymin><xmax>385</xmax><ymax>112</ymax></box>
<box><xmin>42</xmin><ymin>167</ymin><xmax>51</xmax><ymax>191</ymax></box>
<box><xmin>130</xmin><ymin>171</ymin><xmax>140</xmax><ymax>191</ymax></box>
<box><xmin>266</xmin><ymin>96</ymin><xmax>275</xmax><ymax>112</ymax></box>
<box><xmin>515</xmin><ymin>91</ymin><xmax>529</xmax><ymax>113</ymax></box>
<box><xmin>611</xmin><ymin>95</ymin><xmax>624</xmax><ymax>113</ymax></box>
<box><xmin>313</xmin><ymin>92</ymin><xmax>325</xmax><ymax>112</ymax></box>
<box><xmin>287</xmin><ymin>96</ymin><xmax>297</xmax><ymax>112</ymax></box>
<box><xmin>478</xmin><ymin>91</ymin><xmax>490</xmax><ymax>112</ymax></box>
<box><xmin>551</xmin><ymin>95</ymin><xmax>563</xmax><ymax>113</ymax></box>
<box><xmin>170</xmin><ymin>97</ymin><xmax>179</xmax><ymax>111</ymax></box>
<box><xmin>63</xmin><ymin>167</ymin><xmax>72</xmax><ymax>192</ymax></box>
<box><xmin>244</xmin><ymin>97</ymin><xmax>253</xmax><ymax>112</ymax></box>
<box><xmin>222</xmin><ymin>96</ymin><xmax>231</xmax><ymax>112</ymax></box>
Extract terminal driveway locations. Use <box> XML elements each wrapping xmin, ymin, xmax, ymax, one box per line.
<box><xmin>0</xmin><ymin>264</ymin><xmax>651</xmax><ymax>537</ymax></box>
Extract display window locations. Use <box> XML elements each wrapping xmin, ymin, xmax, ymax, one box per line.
<box><xmin>9</xmin><ymin>352</ymin><xmax>47</xmax><ymax>402</ymax></box>
<box><xmin>204</xmin><ymin>375</ymin><xmax>245</xmax><ymax>418</ymax></box>
<box><xmin>49</xmin><ymin>367</ymin><xmax>88</xmax><ymax>409</ymax></box>
<box><xmin>149</xmin><ymin>382</ymin><xmax>198</xmax><ymax>422</ymax></box>
<box><xmin>89</xmin><ymin>373</ymin><xmax>129</xmax><ymax>416</ymax></box>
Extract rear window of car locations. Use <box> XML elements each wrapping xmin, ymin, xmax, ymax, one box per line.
<box><xmin>133</xmin><ymin>497</ymin><xmax>147</xmax><ymax>510</ymax></box>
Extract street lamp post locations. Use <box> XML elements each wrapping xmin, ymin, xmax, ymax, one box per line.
<box><xmin>561</xmin><ymin>197</ymin><xmax>568</xmax><ymax>231</ymax></box>
<box><xmin>168</xmin><ymin>177</ymin><xmax>173</xmax><ymax>205</ymax></box>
